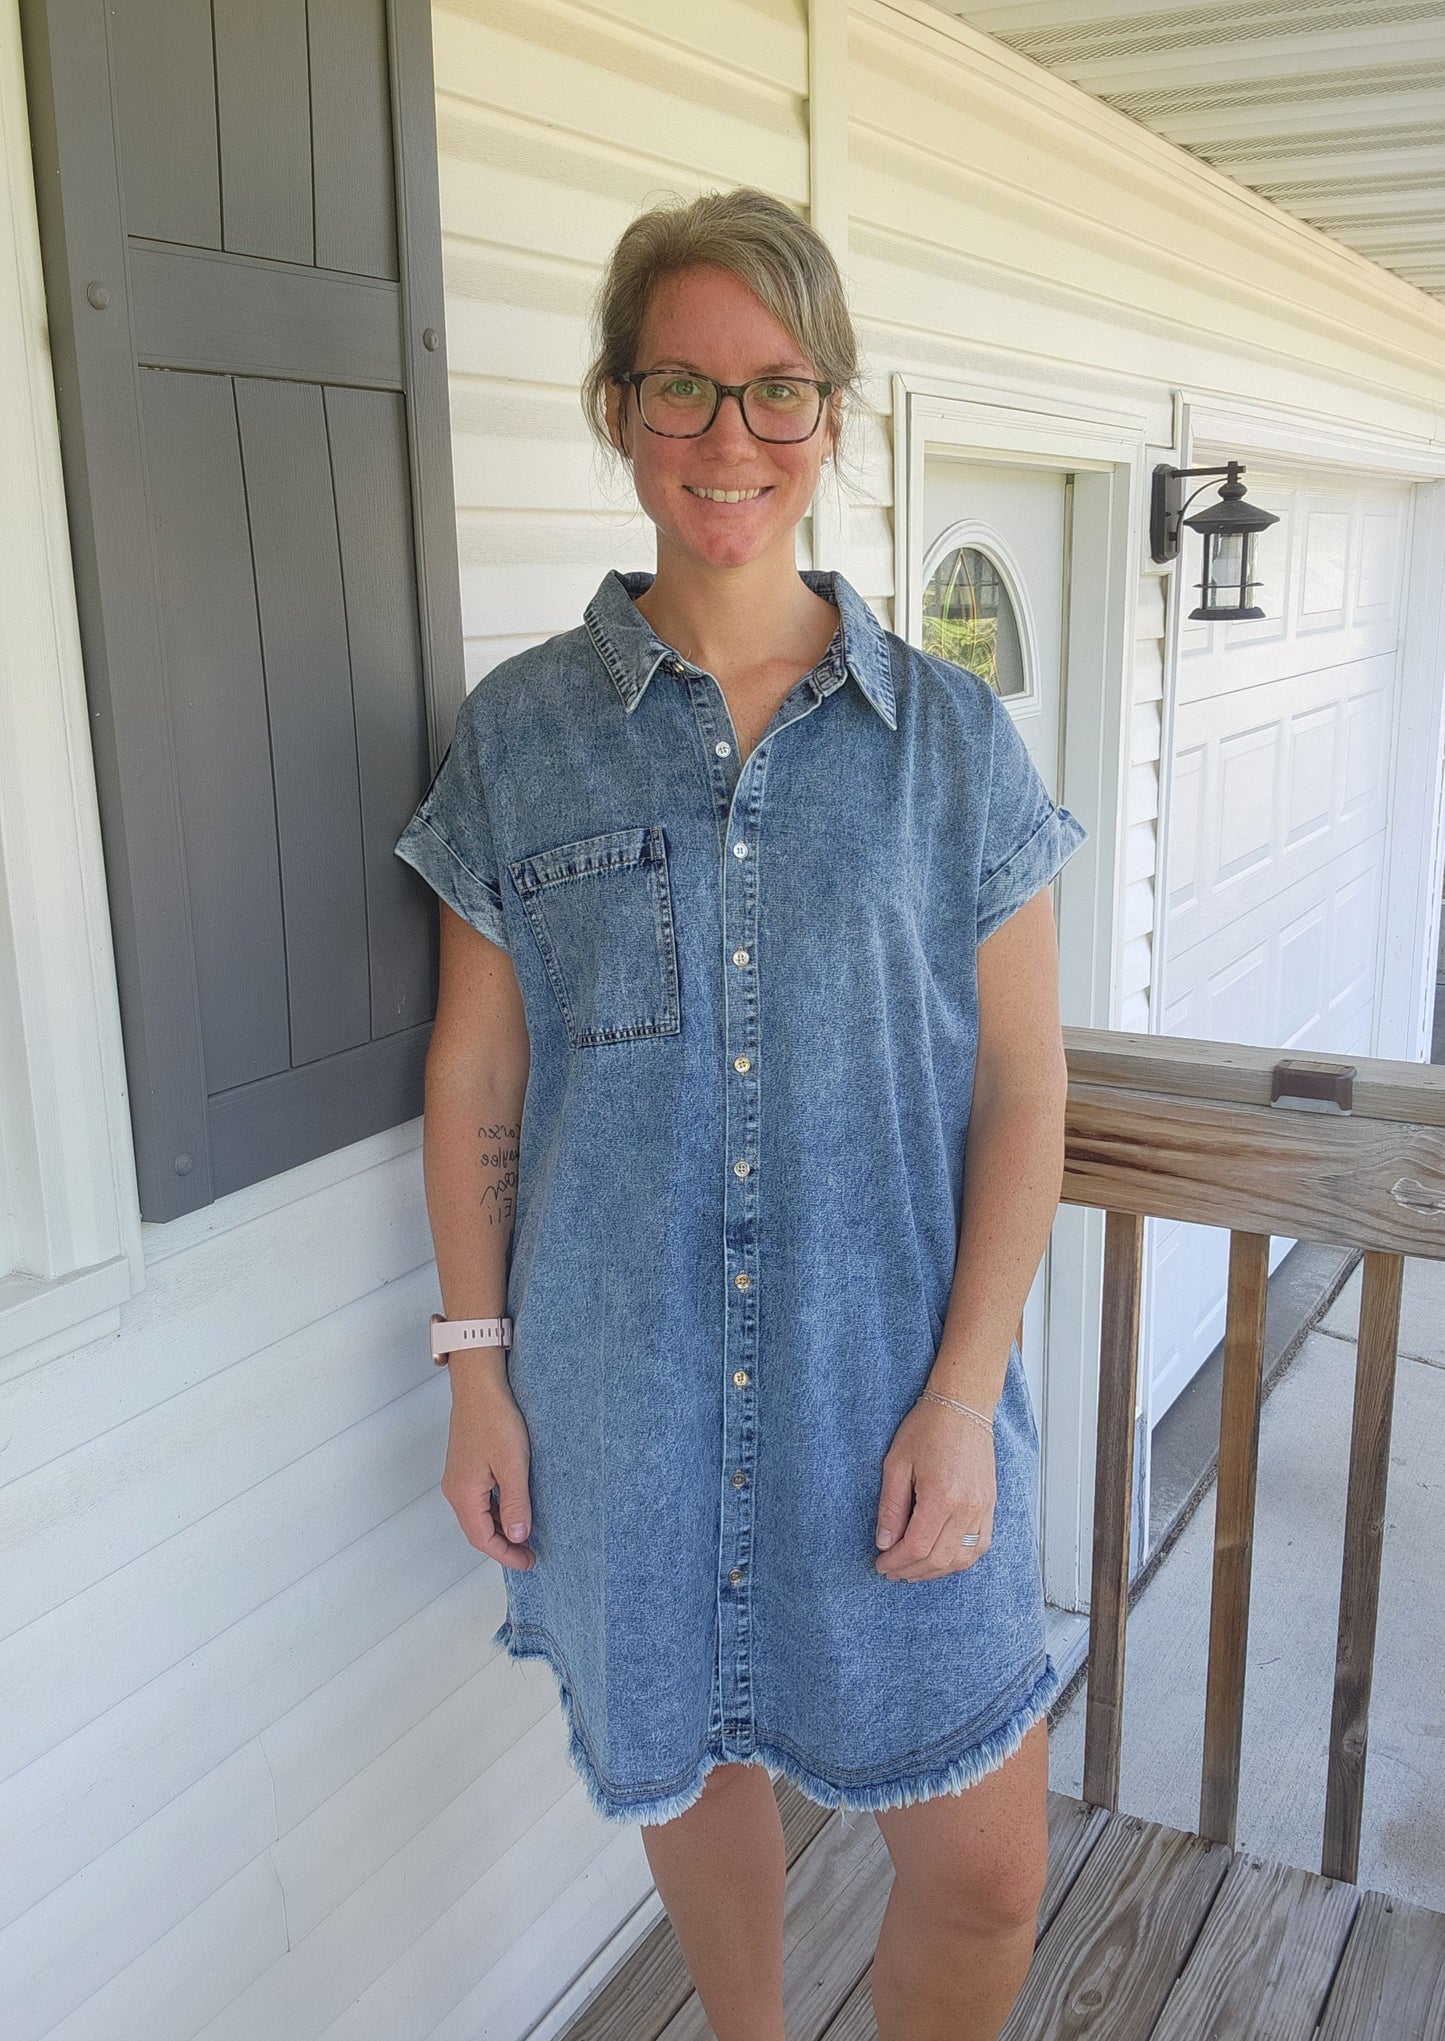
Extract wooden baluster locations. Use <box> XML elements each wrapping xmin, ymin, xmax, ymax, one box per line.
<box><xmin>1199</xmin><ymin>1229</ymin><xmax>1271</xmax><ymax>1845</ymax></box>
<box><xmin>1082</xmin><ymin>1206</ymin><xmax>1145</xmax><ymax>1811</ymax></box>
<box><xmin>1322</xmin><ymin>1249</ymin><xmax>1404</xmax><ymax>1883</ymax></box>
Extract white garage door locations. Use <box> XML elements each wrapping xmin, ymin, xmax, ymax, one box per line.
<box><xmin>1149</xmin><ymin>468</ymin><xmax>1413</xmax><ymax>1420</ymax></box>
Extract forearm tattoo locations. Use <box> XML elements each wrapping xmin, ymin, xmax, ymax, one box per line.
<box><xmin>478</xmin><ymin>1121</ymin><xmax>520</xmax><ymax>1227</ymax></box>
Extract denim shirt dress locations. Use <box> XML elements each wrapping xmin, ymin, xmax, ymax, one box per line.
<box><xmin>394</xmin><ymin>568</ymin><xmax>1089</xmax><ymax>1827</ymax></box>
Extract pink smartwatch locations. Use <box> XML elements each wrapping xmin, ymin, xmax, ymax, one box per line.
<box><xmin>430</xmin><ymin>1312</ymin><xmax>513</xmax><ymax>1365</ymax></box>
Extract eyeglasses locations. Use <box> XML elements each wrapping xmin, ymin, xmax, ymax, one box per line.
<box><xmin>618</xmin><ymin>370</ymin><xmax>835</xmax><ymax>443</ymax></box>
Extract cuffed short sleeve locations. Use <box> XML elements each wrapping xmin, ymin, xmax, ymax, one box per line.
<box><xmin>976</xmin><ymin>688</ymin><xmax>1088</xmax><ymax>947</ymax></box>
<box><xmin>393</xmin><ymin>694</ymin><xmax>511</xmax><ymax>953</ymax></box>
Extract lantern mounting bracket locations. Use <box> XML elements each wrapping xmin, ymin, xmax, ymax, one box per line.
<box><xmin>1150</xmin><ymin>461</ymin><xmax>1239</xmax><ymax>565</ymax></box>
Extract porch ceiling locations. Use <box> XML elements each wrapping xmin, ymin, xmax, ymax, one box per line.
<box><xmin>943</xmin><ymin>1</ymin><xmax>1445</xmax><ymax>305</ymax></box>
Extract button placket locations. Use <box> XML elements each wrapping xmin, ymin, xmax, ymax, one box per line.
<box><xmin>720</xmin><ymin>742</ymin><xmax>766</xmax><ymax>1755</ymax></box>
<box><xmin>685</xmin><ymin>663</ymin><xmax>826</xmax><ymax>1761</ymax></box>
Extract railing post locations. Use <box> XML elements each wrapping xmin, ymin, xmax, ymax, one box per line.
<box><xmin>1199</xmin><ymin>1229</ymin><xmax>1271</xmax><ymax>1845</ymax></box>
<box><xmin>1322</xmin><ymin>1249</ymin><xmax>1405</xmax><ymax>1883</ymax></box>
<box><xmin>1082</xmin><ymin>1206</ymin><xmax>1145</xmax><ymax>1811</ymax></box>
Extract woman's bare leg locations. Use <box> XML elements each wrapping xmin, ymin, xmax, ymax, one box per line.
<box><xmin>639</xmin><ymin>1760</ymin><xmax>788</xmax><ymax>2041</ymax></box>
<box><xmin>869</xmin><ymin>1716</ymin><xmax>1049</xmax><ymax>2041</ymax></box>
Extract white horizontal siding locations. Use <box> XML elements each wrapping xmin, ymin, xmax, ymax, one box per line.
<box><xmin>0</xmin><ymin>1127</ymin><xmax>576</xmax><ymax>2041</ymax></box>
<box><xmin>0</xmin><ymin>1138</ymin><xmax>432</xmax><ymax>1487</ymax></box>
<box><xmin>434</xmin><ymin>0</ymin><xmax>811</xmax><ymax>686</ymax></box>
<box><xmin>4</xmin><ymin>1744</ymin><xmax>278</xmax><ymax>2041</ymax></box>
<box><xmin>0</xmin><ymin>1496</ymin><xmax>475</xmax><ymax>1929</ymax></box>
<box><xmin>2</xmin><ymin>1270</ymin><xmax>437</xmax><ymax>1643</ymax></box>
<box><xmin>318</xmin><ymin>1791</ymin><xmax>648</xmax><ymax>2041</ymax></box>
<box><xmin>192</xmin><ymin>1707</ymin><xmax>572</xmax><ymax>2041</ymax></box>
<box><xmin>43</xmin><ymin>1861</ymin><xmax>289</xmax><ymax>2041</ymax></box>
<box><xmin>2</xmin><ymin>1378</ymin><xmax>443</xmax><ymax>1781</ymax></box>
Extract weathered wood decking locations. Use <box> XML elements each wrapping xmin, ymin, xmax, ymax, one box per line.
<box><xmin>562</xmin><ymin>1777</ymin><xmax>1445</xmax><ymax>2039</ymax></box>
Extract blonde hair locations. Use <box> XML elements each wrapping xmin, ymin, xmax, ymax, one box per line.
<box><xmin>582</xmin><ymin>187</ymin><xmax>861</xmax><ymax>463</ymax></box>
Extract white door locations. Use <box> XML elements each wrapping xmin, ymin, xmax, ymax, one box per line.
<box><xmin>919</xmin><ymin>454</ymin><xmax>1072</xmax><ymax>1452</ymax></box>
<box><xmin>1152</xmin><ymin>469</ymin><xmax>1413</xmax><ymax>1419</ymax></box>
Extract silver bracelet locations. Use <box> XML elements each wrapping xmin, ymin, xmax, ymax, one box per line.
<box><xmin>917</xmin><ymin>1387</ymin><xmax>995</xmax><ymax>1432</ymax></box>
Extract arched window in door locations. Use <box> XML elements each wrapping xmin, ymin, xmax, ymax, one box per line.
<box><xmin>922</xmin><ymin>542</ymin><xmax>1028</xmax><ymax>699</ymax></box>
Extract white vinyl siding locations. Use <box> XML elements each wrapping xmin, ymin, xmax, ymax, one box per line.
<box><xmin>434</xmin><ymin>0</ymin><xmax>810</xmax><ymax>682</ymax></box>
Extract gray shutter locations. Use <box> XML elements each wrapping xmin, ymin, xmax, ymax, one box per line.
<box><xmin>21</xmin><ymin>0</ymin><xmax>462</xmax><ymax>1220</ymax></box>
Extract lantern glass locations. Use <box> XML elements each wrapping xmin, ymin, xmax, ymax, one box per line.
<box><xmin>1207</xmin><ymin>531</ymin><xmax>1245</xmax><ymax>589</ymax></box>
<box><xmin>1193</xmin><ymin>527</ymin><xmax>1263</xmax><ymax>620</ymax></box>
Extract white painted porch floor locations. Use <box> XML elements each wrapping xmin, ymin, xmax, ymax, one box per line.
<box><xmin>1047</xmin><ymin>1253</ymin><xmax>1445</xmax><ymax>1913</ymax></box>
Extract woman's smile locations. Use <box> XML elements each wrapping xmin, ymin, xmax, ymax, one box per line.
<box><xmin>683</xmin><ymin>483</ymin><xmax>771</xmax><ymax>503</ymax></box>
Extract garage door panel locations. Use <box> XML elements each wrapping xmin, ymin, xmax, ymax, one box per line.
<box><xmin>1167</xmin><ymin>830</ymin><xmax>1386</xmax><ymax>995</ymax></box>
<box><xmin>1180</xmin><ymin>605</ymin><xmax>1402</xmax><ymax>693</ymax></box>
<box><xmin>1343</xmin><ymin>683</ymin><xmax>1392</xmax><ymax>817</ymax></box>
<box><xmin>1169</xmin><ymin>778</ymin><xmax>1386</xmax><ymax>949</ymax></box>
<box><xmin>1178</xmin><ymin>482</ymin><xmax>1408</xmax><ymax>697</ymax></box>
<box><xmin>1300</xmin><ymin>504</ymin><xmax>1351</xmax><ymax>632</ymax></box>
<box><xmin>1286</xmin><ymin>702</ymin><xmax>1336</xmax><ymax>845</ymax></box>
<box><xmin>1170</xmin><ymin>658</ymin><xmax>1392</xmax><ymax>935</ymax></box>
<box><xmin>1358</xmin><ymin>506</ymin><xmax>1407</xmax><ymax>616</ymax></box>
<box><xmin>1278</xmin><ymin>902</ymin><xmax>1327</xmax><ymax>1041</ymax></box>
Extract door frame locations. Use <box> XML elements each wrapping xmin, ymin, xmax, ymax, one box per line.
<box><xmin>892</xmin><ymin>371</ymin><xmax>1146</xmax><ymax>1613</ymax></box>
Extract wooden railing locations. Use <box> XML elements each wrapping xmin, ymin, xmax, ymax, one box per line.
<box><xmin>1060</xmin><ymin>1027</ymin><xmax>1445</xmax><ymax>1884</ymax></box>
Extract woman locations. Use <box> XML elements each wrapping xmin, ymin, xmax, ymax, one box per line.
<box><xmin>394</xmin><ymin>187</ymin><xmax>1087</xmax><ymax>2041</ymax></box>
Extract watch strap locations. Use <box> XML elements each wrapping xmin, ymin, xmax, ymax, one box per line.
<box><xmin>431</xmin><ymin>1312</ymin><xmax>513</xmax><ymax>1363</ymax></box>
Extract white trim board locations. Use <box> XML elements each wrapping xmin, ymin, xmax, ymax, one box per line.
<box><xmin>0</xmin><ymin>7</ymin><xmax>142</xmax><ymax>1375</ymax></box>
<box><xmin>1184</xmin><ymin>391</ymin><xmax>1445</xmax><ymax>482</ymax></box>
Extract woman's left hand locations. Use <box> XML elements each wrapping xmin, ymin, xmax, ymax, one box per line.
<box><xmin>874</xmin><ymin>1396</ymin><xmax>996</xmax><ymax>1579</ymax></box>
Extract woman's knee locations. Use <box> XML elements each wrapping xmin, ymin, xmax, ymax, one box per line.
<box><xmin>875</xmin><ymin>1727</ymin><xmax>1049</xmax><ymax>1936</ymax></box>
<box><xmin>897</xmin><ymin>1833</ymin><xmax>1045</xmax><ymax>1937</ymax></box>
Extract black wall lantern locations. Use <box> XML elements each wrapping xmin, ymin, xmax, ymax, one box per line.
<box><xmin>1150</xmin><ymin>460</ymin><xmax>1280</xmax><ymax>621</ymax></box>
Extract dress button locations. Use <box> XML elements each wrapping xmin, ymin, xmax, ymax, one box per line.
<box><xmin>668</xmin><ymin>659</ymin><xmax>685</xmax><ymax>675</ymax></box>
<box><xmin>734</xmin><ymin>1271</ymin><xmax>750</xmax><ymax>1289</ymax></box>
<box><xmin>732</xmin><ymin>948</ymin><xmax>749</xmax><ymax>967</ymax></box>
<box><xmin>733</xmin><ymin>1159</ymin><xmax>750</xmax><ymax>1177</ymax></box>
<box><xmin>732</xmin><ymin>1469</ymin><xmax>746</xmax><ymax>1487</ymax></box>
<box><xmin>733</xmin><ymin>1369</ymin><xmax>749</xmax><ymax>1386</ymax></box>
<box><xmin>733</xmin><ymin>1055</ymin><xmax>750</xmax><ymax>1071</ymax></box>
<box><xmin>715</xmin><ymin>740</ymin><xmax>731</xmax><ymax>757</ymax></box>
<box><xmin>728</xmin><ymin>1567</ymin><xmax>743</xmax><ymax>1585</ymax></box>
<box><xmin>732</xmin><ymin>841</ymin><xmax>748</xmax><ymax>858</ymax></box>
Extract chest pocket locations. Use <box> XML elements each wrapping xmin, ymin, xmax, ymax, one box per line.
<box><xmin>508</xmin><ymin>825</ymin><xmax>681</xmax><ymax>1049</ymax></box>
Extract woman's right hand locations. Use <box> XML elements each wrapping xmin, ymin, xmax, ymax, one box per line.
<box><xmin>440</xmin><ymin>1366</ymin><xmax>536</xmax><ymax>1569</ymax></box>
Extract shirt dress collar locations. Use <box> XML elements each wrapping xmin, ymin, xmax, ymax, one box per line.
<box><xmin>583</xmin><ymin>567</ymin><xmax>899</xmax><ymax>731</ymax></box>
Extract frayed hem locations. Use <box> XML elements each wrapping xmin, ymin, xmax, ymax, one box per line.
<box><xmin>767</xmin><ymin>1654</ymin><xmax>1063</xmax><ymax>1829</ymax></box>
<box><xmin>491</xmin><ymin>1614</ymin><xmax>761</xmax><ymax>1826</ymax></box>
<box><xmin>493</xmin><ymin>1614</ymin><xmax>1062</xmax><ymax>1830</ymax></box>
